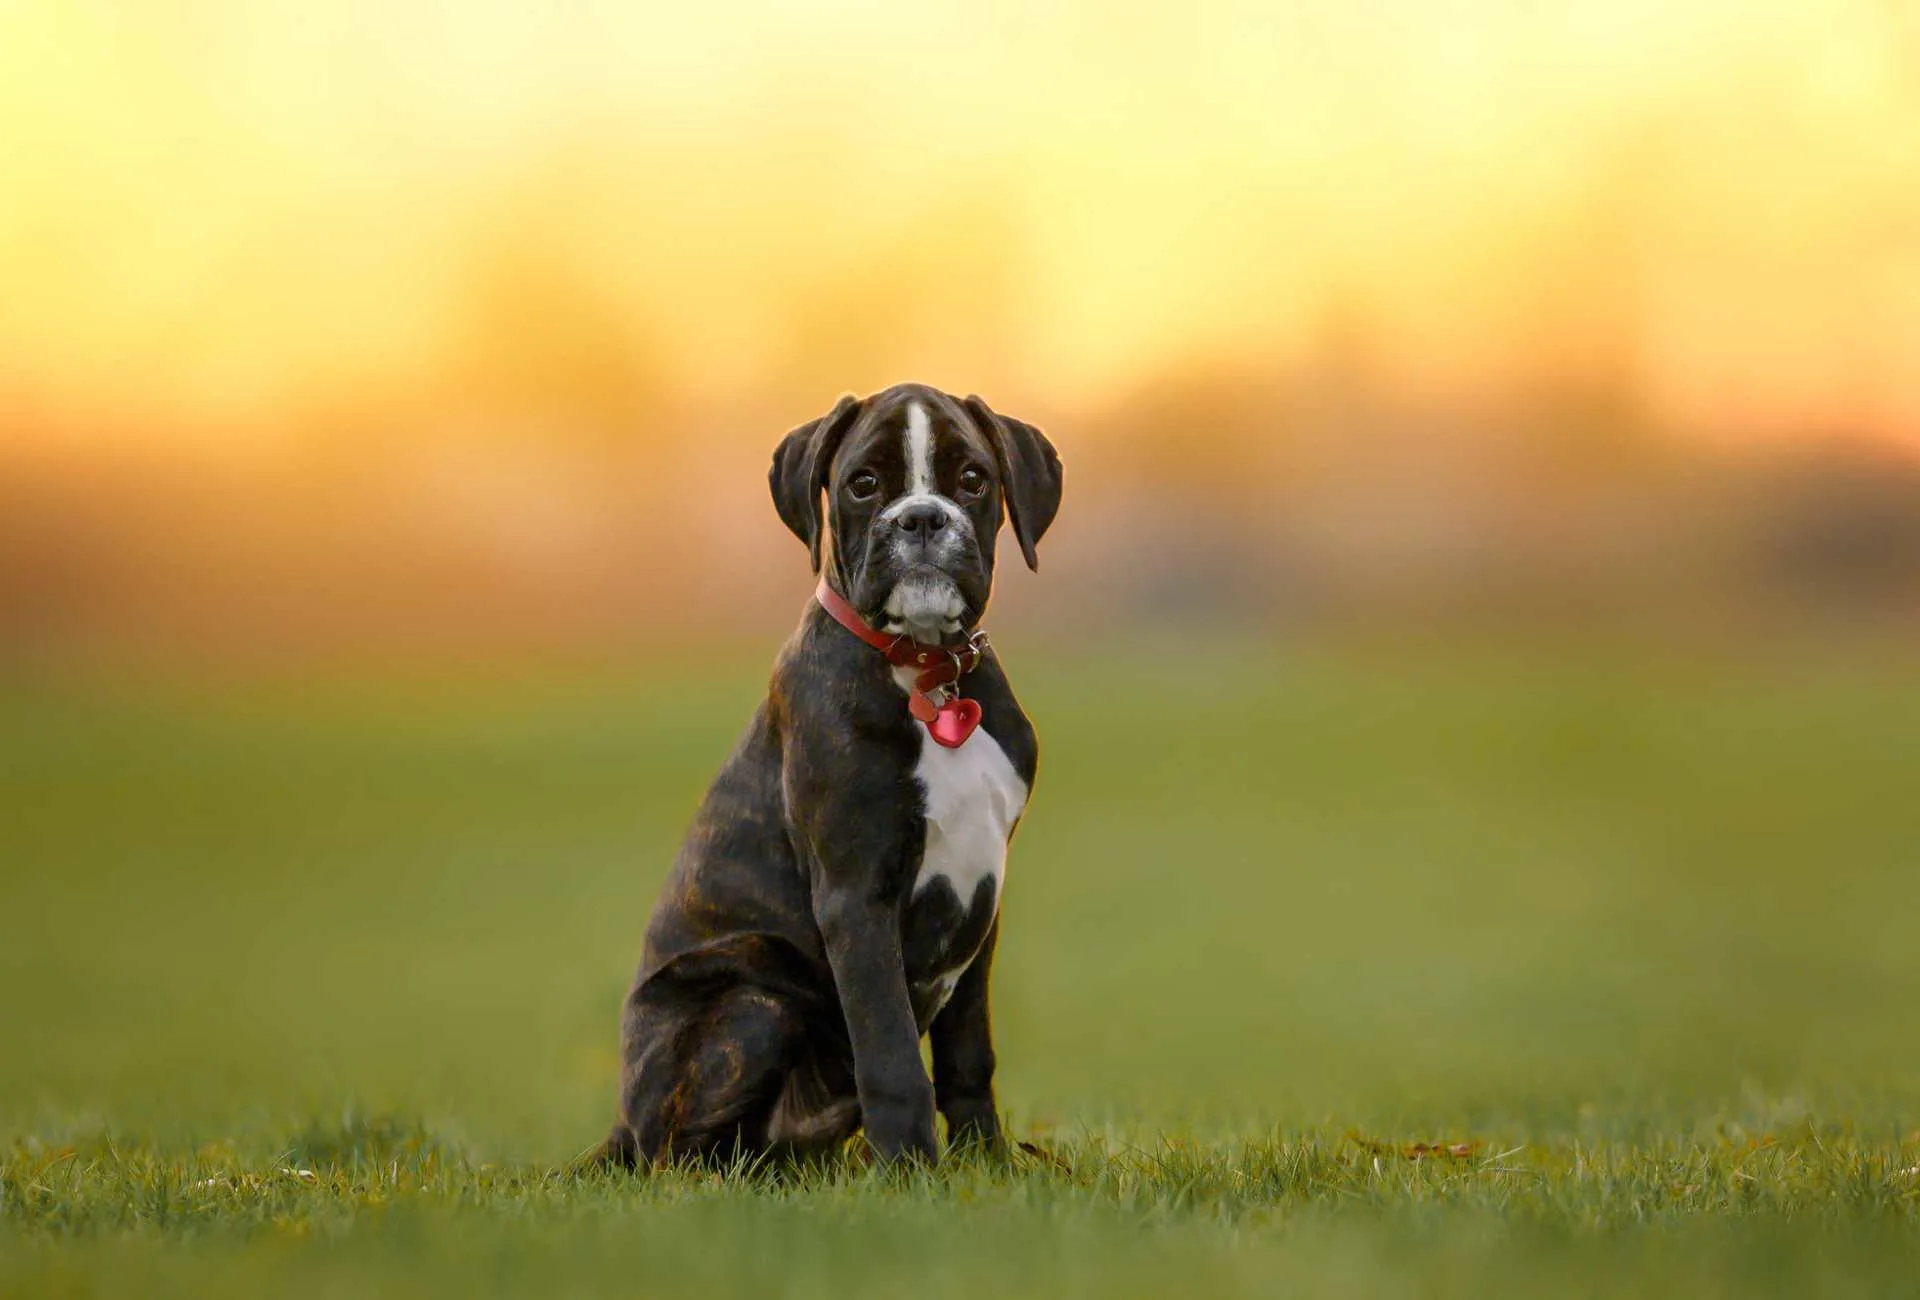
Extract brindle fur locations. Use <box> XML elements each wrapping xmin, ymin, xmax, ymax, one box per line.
<box><xmin>598</xmin><ymin>383</ymin><xmax>1061</xmax><ymax>1170</ymax></box>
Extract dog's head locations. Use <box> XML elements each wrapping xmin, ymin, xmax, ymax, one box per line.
<box><xmin>770</xmin><ymin>383</ymin><xmax>1062</xmax><ymax>643</ymax></box>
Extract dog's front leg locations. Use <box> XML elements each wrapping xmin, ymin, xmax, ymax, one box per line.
<box><xmin>930</xmin><ymin>918</ymin><xmax>1003</xmax><ymax>1152</ymax></box>
<box><xmin>813</xmin><ymin>887</ymin><xmax>938</xmax><ymax>1164</ymax></box>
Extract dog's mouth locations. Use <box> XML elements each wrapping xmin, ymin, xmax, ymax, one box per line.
<box><xmin>882</xmin><ymin>569</ymin><xmax>967</xmax><ymax>642</ymax></box>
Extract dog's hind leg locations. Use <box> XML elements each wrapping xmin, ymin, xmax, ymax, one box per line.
<box><xmin>612</xmin><ymin>983</ymin><xmax>800</xmax><ymax>1171</ymax></box>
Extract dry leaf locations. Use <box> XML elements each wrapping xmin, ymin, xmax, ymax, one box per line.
<box><xmin>1016</xmin><ymin>1138</ymin><xmax>1073</xmax><ymax>1174</ymax></box>
<box><xmin>1347</xmin><ymin>1133</ymin><xmax>1481</xmax><ymax>1161</ymax></box>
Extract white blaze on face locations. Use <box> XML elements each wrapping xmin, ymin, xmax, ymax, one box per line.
<box><xmin>883</xmin><ymin>400</ymin><xmax>966</xmax><ymax>530</ymax></box>
<box><xmin>904</xmin><ymin>400</ymin><xmax>935</xmax><ymax>496</ymax></box>
<box><xmin>880</xmin><ymin>397</ymin><xmax>973</xmax><ymax>640</ymax></box>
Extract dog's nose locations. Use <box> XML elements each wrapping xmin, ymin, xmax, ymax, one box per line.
<box><xmin>894</xmin><ymin>503</ymin><xmax>948</xmax><ymax>538</ymax></box>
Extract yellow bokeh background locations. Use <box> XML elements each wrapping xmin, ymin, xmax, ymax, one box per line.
<box><xmin>3</xmin><ymin>1</ymin><xmax>1918</xmax><ymax>660</ymax></box>
<box><xmin>5</xmin><ymin>0</ymin><xmax>1917</xmax><ymax>443</ymax></box>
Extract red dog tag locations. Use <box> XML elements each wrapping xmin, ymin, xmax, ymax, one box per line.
<box><xmin>927</xmin><ymin>697</ymin><xmax>982</xmax><ymax>748</ymax></box>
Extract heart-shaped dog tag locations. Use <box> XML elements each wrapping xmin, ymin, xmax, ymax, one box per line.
<box><xmin>927</xmin><ymin>697</ymin><xmax>982</xmax><ymax>748</ymax></box>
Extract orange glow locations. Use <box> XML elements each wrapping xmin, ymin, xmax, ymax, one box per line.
<box><xmin>2</xmin><ymin>0</ymin><xmax>1917</xmax><ymax>448</ymax></box>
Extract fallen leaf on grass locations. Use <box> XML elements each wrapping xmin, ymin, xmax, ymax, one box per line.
<box><xmin>1347</xmin><ymin>1133</ymin><xmax>1480</xmax><ymax>1161</ymax></box>
<box><xmin>1016</xmin><ymin>1139</ymin><xmax>1073</xmax><ymax>1175</ymax></box>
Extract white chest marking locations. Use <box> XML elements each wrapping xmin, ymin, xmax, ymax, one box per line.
<box><xmin>904</xmin><ymin>401</ymin><xmax>934</xmax><ymax>495</ymax></box>
<box><xmin>909</xmin><ymin>713</ymin><xmax>1028</xmax><ymax>905</ymax></box>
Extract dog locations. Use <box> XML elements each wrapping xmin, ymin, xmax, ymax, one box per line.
<box><xmin>597</xmin><ymin>382</ymin><xmax>1062</xmax><ymax>1169</ymax></box>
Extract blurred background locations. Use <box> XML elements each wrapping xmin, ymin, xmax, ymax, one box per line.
<box><xmin>3</xmin><ymin>0</ymin><xmax>1919</xmax><ymax>1159</ymax></box>
<box><xmin>4</xmin><ymin>0</ymin><xmax>1919</xmax><ymax>663</ymax></box>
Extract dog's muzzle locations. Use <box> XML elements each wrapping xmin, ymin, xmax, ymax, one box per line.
<box><xmin>881</xmin><ymin>494</ymin><xmax>972</xmax><ymax>561</ymax></box>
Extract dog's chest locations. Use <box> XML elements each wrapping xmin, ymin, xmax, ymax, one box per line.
<box><xmin>900</xmin><ymin>723</ymin><xmax>1028</xmax><ymax>1021</ymax></box>
<box><xmin>912</xmin><ymin>724</ymin><xmax>1027</xmax><ymax>900</ymax></box>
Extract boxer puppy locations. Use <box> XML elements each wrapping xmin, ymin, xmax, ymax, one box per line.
<box><xmin>598</xmin><ymin>383</ymin><xmax>1062</xmax><ymax>1169</ymax></box>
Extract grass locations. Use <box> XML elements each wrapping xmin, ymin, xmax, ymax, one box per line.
<box><xmin>4</xmin><ymin>635</ymin><xmax>1920</xmax><ymax>1295</ymax></box>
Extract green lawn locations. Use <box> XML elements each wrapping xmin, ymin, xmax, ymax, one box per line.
<box><xmin>4</xmin><ymin>638</ymin><xmax>1919</xmax><ymax>1295</ymax></box>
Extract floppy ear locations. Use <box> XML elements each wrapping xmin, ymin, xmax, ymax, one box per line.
<box><xmin>964</xmin><ymin>395</ymin><xmax>1063</xmax><ymax>571</ymax></box>
<box><xmin>769</xmin><ymin>394</ymin><xmax>864</xmax><ymax>573</ymax></box>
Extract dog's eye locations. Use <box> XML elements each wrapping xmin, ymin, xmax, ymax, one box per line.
<box><xmin>957</xmin><ymin>467</ymin><xmax>988</xmax><ymax>498</ymax></box>
<box><xmin>846</xmin><ymin>472</ymin><xmax>881</xmax><ymax>501</ymax></box>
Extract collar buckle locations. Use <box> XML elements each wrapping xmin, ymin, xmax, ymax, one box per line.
<box><xmin>951</xmin><ymin>630</ymin><xmax>990</xmax><ymax>677</ymax></box>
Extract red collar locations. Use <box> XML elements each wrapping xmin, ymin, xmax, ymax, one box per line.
<box><xmin>815</xmin><ymin>581</ymin><xmax>989</xmax><ymax>748</ymax></box>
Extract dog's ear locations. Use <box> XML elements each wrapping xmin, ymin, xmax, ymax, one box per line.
<box><xmin>769</xmin><ymin>395</ymin><xmax>864</xmax><ymax>572</ymax></box>
<box><xmin>964</xmin><ymin>395</ymin><xmax>1063</xmax><ymax>571</ymax></box>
